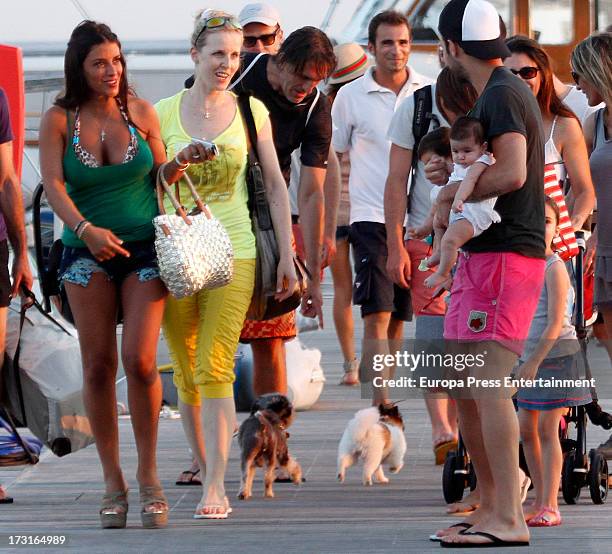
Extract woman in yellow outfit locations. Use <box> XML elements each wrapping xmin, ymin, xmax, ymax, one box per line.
<box><xmin>155</xmin><ymin>9</ymin><xmax>296</xmax><ymax>519</ymax></box>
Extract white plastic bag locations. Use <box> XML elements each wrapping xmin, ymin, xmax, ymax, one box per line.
<box><xmin>285</xmin><ymin>338</ymin><xmax>326</xmax><ymax>411</ymax></box>
<box><xmin>2</xmin><ymin>296</ymin><xmax>94</xmax><ymax>456</ymax></box>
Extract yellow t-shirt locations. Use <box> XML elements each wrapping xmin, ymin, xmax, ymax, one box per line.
<box><xmin>155</xmin><ymin>91</ymin><xmax>268</xmax><ymax>259</ymax></box>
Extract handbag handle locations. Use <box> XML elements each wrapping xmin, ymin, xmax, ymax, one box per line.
<box><xmin>156</xmin><ymin>163</ymin><xmax>213</xmax><ymax>235</ymax></box>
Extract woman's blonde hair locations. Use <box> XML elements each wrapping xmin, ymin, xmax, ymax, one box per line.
<box><xmin>571</xmin><ymin>32</ymin><xmax>612</xmax><ymax>106</ymax></box>
<box><xmin>191</xmin><ymin>9</ymin><xmax>242</xmax><ymax>50</ymax></box>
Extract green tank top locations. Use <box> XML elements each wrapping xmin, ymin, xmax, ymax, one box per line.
<box><xmin>61</xmin><ymin>110</ymin><xmax>158</xmax><ymax>248</ymax></box>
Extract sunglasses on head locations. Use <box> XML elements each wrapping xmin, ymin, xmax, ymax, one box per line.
<box><xmin>510</xmin><ymin>66</ymin><xmax>539</xmax><ymax>80</ymax></box>
<box><xmin>242</xmin><ymin>26</ymin><xmax>279</xmax><ymax>48</ymax></box>
<box><xmin>194</xmin><ymin>15</ymin><xmax>242</xmax><ymax>46</ymax></box>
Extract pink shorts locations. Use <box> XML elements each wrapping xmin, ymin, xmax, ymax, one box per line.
<box><xmin>444</xmin><ymin>252</ymin><xmax>545</xmax><ymax>355</ymax></box>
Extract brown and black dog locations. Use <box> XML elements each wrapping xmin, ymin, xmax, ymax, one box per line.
<box><xmin>237</xmin><ymin>394</ymin><xmax>302</xmax><ymax>499</ymax></box>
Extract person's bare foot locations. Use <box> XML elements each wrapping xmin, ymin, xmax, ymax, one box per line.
<box><xmin>176</xmin><ymin>459</ymin><xmax>204</xmax><ymax>485</ymax></box>
<box><xmin>426</xmin><ymin>252</ymin><xmax>440</xmax><ymax>268</ymax></box>
<box><xmin>446</xmin><ymin>489</ymin><xmax>480</xmax><ymax>515</ymax></box>
<box><xmin>522</xmin><ymin>500</ymin><xmax>540</xmax><ymax>522</ymax></box>
<box><xmin>435</xmin><ymin>505</ymin><xmax>484</xmax><ymax>538</ymax></box>
<box><xmin>440</xmin><ymin>517</ymin><xmax>529</xmax><ymax>546</ymax></box>
<box><xmin>424</xmin><ymin>271</ymin><xmax>450</xmax><ymax>290</ymax></box>
<box><xmin>0</xmin><ymin>485</ymin><xmax>13</xmax><ymax>504</ymax></box>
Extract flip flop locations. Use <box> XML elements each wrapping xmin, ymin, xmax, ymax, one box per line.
<box><xmin>175</xmin><ymin>469</ymin><xmax>201</xmax><ymax>486</ymax></box>
<box><xmin>434</xmin><ymin>439</ymin><xmax>458</xmax><ymax>465</ymax></box>
<box><xmin>440</xmin><ymin>530</ymin><xmax>529</xmax><ymax>548</ymax></box>
<box><xmin>0</xmin><ymin>496</ymin><xmax>14</xmax><ymax>504</ymax></box>
<box><xmin>527</xmin><ymin>507</ymin><xmax>562</xmax><ymax>527</ymax></box>
<box><xmin>193</xmin><ymin>497</ymin><xmax>232</xmax><ymax>520</ymax></box>
<box><xmin>429</xmin><ymin>522</ymin><xmax>473</xmax><ymax>541</ymax></box>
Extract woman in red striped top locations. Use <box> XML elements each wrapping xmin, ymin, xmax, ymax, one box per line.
<box><xmin>504</xmin><ymin>36</ymin><xmax>595</xmax><ymax>259</ymax></box>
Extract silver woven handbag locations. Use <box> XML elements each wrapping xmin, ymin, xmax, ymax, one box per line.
<box><xmin>153</xmin><ymin>165</ymin><xmax>233</xmax><ymax>299</ymax></box>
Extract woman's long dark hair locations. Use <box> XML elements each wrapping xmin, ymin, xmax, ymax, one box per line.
<box><xmin>55</xmin><ymin>20</ymin><xmax>130</xmax><ymax>112</ymax></box>
<box><xmin>506</xmin><ymin>35</ymin><xmax>577</xmax><ymax>121</ymax></box>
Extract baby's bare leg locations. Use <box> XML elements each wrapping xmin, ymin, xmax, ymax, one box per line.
<box><xmin>424</xmin><ymin>219</ymin><xmax>474</xmax><ymax>288</ymax></box>
<box><xmin>426</xmin><ymin>224</ymin><xmax>445</xmax><ymax>268</ymax></box>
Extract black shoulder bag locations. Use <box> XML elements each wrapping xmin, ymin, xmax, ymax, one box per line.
<box><xmin>237</xmin><ymin>95</ymin><xmax>308</xmax><ymax>321</ymax></box>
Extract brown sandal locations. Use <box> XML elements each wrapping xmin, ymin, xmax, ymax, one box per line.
<box><xmin>140</xmin><ymin>486</ymin><xmax>169</xmax><ymax>529</ymax></box>
<box><xmin>100</xmin><ymin>490</ymin><xmax>128</xmax><ymax>529</ymax></box>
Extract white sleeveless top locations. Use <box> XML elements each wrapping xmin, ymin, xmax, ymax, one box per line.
<box><xmin>544</xmin><ymin>116</ymin><xmax>566</xmax><ymax>186</ymax></box>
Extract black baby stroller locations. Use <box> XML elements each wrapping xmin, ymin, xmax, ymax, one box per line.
<box><xmin>442</xmin><ymin>231</ymin><xmax>610</xmax><ymax>505</ymax></box>
<box><xmin>560</xmin><ymin>230</ymin><xmax>608</xmax><ymax>504</ymax></box>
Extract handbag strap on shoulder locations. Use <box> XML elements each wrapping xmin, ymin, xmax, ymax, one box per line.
<box><xmin>237</xmin><ymin>94</ymin><xmax>259</xmax><ymax>165</ymax></box>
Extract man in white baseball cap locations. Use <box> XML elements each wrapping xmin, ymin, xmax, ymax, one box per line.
<box><xmin>429</xmin><ymin>0</ymin><xmax>546</xmax><ymax>548</ymax></box>
<box><xmin>239</xmin><ymin>2</ymin><xmax>283</xmax><ymax>54</ymax></box>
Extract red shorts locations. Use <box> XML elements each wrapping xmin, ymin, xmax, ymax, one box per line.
<box><xmin>240</xmin><ymin>227</ymin><xmax>301</xmax><ymax>343</ymax></box>
<box><xmin>444</xmin><ymin>252</ymin><xmax>545</xmax><ymax>355</ymax></box>
<box><xmin>405</xmin><ymin>239</ymin><xmax>446</xmax><ymax>316</ymax></box>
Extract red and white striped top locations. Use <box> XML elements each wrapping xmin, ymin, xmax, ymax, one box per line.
<box><xmin>544</xmin><ymin>163</ymin><xmax>578</xmax><ymax>260</ymax></box>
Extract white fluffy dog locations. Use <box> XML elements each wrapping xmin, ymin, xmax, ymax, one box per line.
<box><xmin>337</xmin><ymin>404</ymin><xmax>406</xmax><ymax>486</ymax></box>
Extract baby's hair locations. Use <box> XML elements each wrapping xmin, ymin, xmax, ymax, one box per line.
<box><xmin>417</xmin><ymin>127</ymin><xmax>451</xmax><ymax>160</ymax></box>
<box><xmin>450</xmin><ymin>116</ymin><xmax>485</xmax><ymax>145</ymax></box>
<box><xmin>544</xmin><ymin>196</ymin><xmax>560</xmax><ymax>225</ymax></box>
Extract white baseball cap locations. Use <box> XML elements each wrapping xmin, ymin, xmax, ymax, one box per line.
<box><xmin>438</xmin><ymin>0</ymin><xmax>511</xmax><ymax>60</ymax></box>
<box><xmin>239</xmin><ymin>3</ymin><xmax>282</xmax><ymax>28</ymax></box>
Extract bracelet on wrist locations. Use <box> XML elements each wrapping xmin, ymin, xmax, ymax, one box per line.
<box><xmin>174</xmin><ymin>153</ymin><xmax>190</xmax><ymax>171</ymax></box>
<box><xmin>73</xmin><ymin>219</ymin><xmax>87</xmax><ymax>235</ymax></box>
<box><xmin>77</xmin><ymin>221</ymin><xmax>92</xmax><ymax>240</ymax></box>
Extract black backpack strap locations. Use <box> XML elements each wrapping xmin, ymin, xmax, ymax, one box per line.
<box><xmin>407</xmin><ymin>85</ymin><xmax>436</xmax><ymax>213</ymax></box>
<box><xmin>411</xmin><ymin>85</ymin><xmax>434</xmax><ymax>170</ymax></box>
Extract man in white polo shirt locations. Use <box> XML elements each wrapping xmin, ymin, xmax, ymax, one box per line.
<box><xmin>331</xmin><ymin>9</ymin><xmax>433</xmax><ymax>402</ymax></box>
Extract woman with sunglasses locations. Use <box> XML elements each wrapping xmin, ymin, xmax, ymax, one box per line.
<box><xmin>505</xmin><ymin>36</ymin><xmax>595</xmax><ymax>234</ymax></box>
<box><xmin>39</xmin><ymin>21</ymin><xmax>169</xmax><ymax>529</ymax></box>
<box><xmin>155</xmin><ymin>9</ymin><xmax>295</xmax><ymax>519</ymax></box>
<box><xmin>571</xmin><ymin>33</ymin><xmax>612</xmax><ymax>367</ymax></box>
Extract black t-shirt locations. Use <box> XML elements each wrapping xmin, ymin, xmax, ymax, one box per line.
<box><xmin>465</xmin><ymin>67</ymin><xmax>545</xmax><ymax>258</ymax></box>
<box><xmin>230</xmin><ymin>53</ymin><xmax>332</xmax><ymax>183</ymax></box>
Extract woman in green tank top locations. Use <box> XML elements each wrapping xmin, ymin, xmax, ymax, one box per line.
<box><xmin>39</xmin><ymin>21</ymin><xmax>173</xmax><ymax>529</ymax></box>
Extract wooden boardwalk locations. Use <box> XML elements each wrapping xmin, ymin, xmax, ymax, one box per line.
<box><xmin>1</xmin><ymin>277</ymin><xmax>612</xmax><ymax>553</ymax></box>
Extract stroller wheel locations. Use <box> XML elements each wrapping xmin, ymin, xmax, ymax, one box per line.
<box><xmin>562</xmin><ymin>450</ymin><xmax>583</xmax><ymax>504</ymax></box>
<box><xmin>588</xmin><ymin>449</ymin><xmax>608</xmax><ymax>504</ymax></box>
<box><xmin>443</xmin><ymin>451</ymin><xmax>467</xmax><ymax>504</ymax></box>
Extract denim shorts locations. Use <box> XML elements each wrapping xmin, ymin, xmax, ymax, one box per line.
<box><xmin>58</xmin><ymin>239</ymin><xmax>160</xmax><ymax>288</ymax></box>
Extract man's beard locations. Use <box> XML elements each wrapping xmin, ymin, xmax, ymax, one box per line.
<box><xmin>446</xmin><ymin>57</ymin><xmax>469</xmax><ymax>81</ymax></box>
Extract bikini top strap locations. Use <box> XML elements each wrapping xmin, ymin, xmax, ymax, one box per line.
<box><xmin>71</xmin><ymin>107</ymin><xmax>81</xmax><ymax>146</ymax></box>
<box><xmin>116</xmin><ymin>99</ymin><xmax>136</xmax><ymax>136</ymax></box>
<box><xmin>548</xmin><ymin>115</ymin><xmax>558</xmax><ymax>142</ymax></box>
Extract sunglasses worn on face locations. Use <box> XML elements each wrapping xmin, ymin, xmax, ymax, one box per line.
<box><xmin>194</xmin><ymin>15</ymin><xmax>242</xmax><ymax>46</ymax></box>
<box><xmin>571</xmin><ymin>71</ymin><xmax>581</xmax><ymax>85</ymax></box>
<box><xmin>510</xmin><ymin>66</ymin><xmax>539</xmax><ymax>80</ymax></box>
<box><xmin>243</xmin><ymin>26</ymin><xmax>279</xmax><ymax>48</ymax></box>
